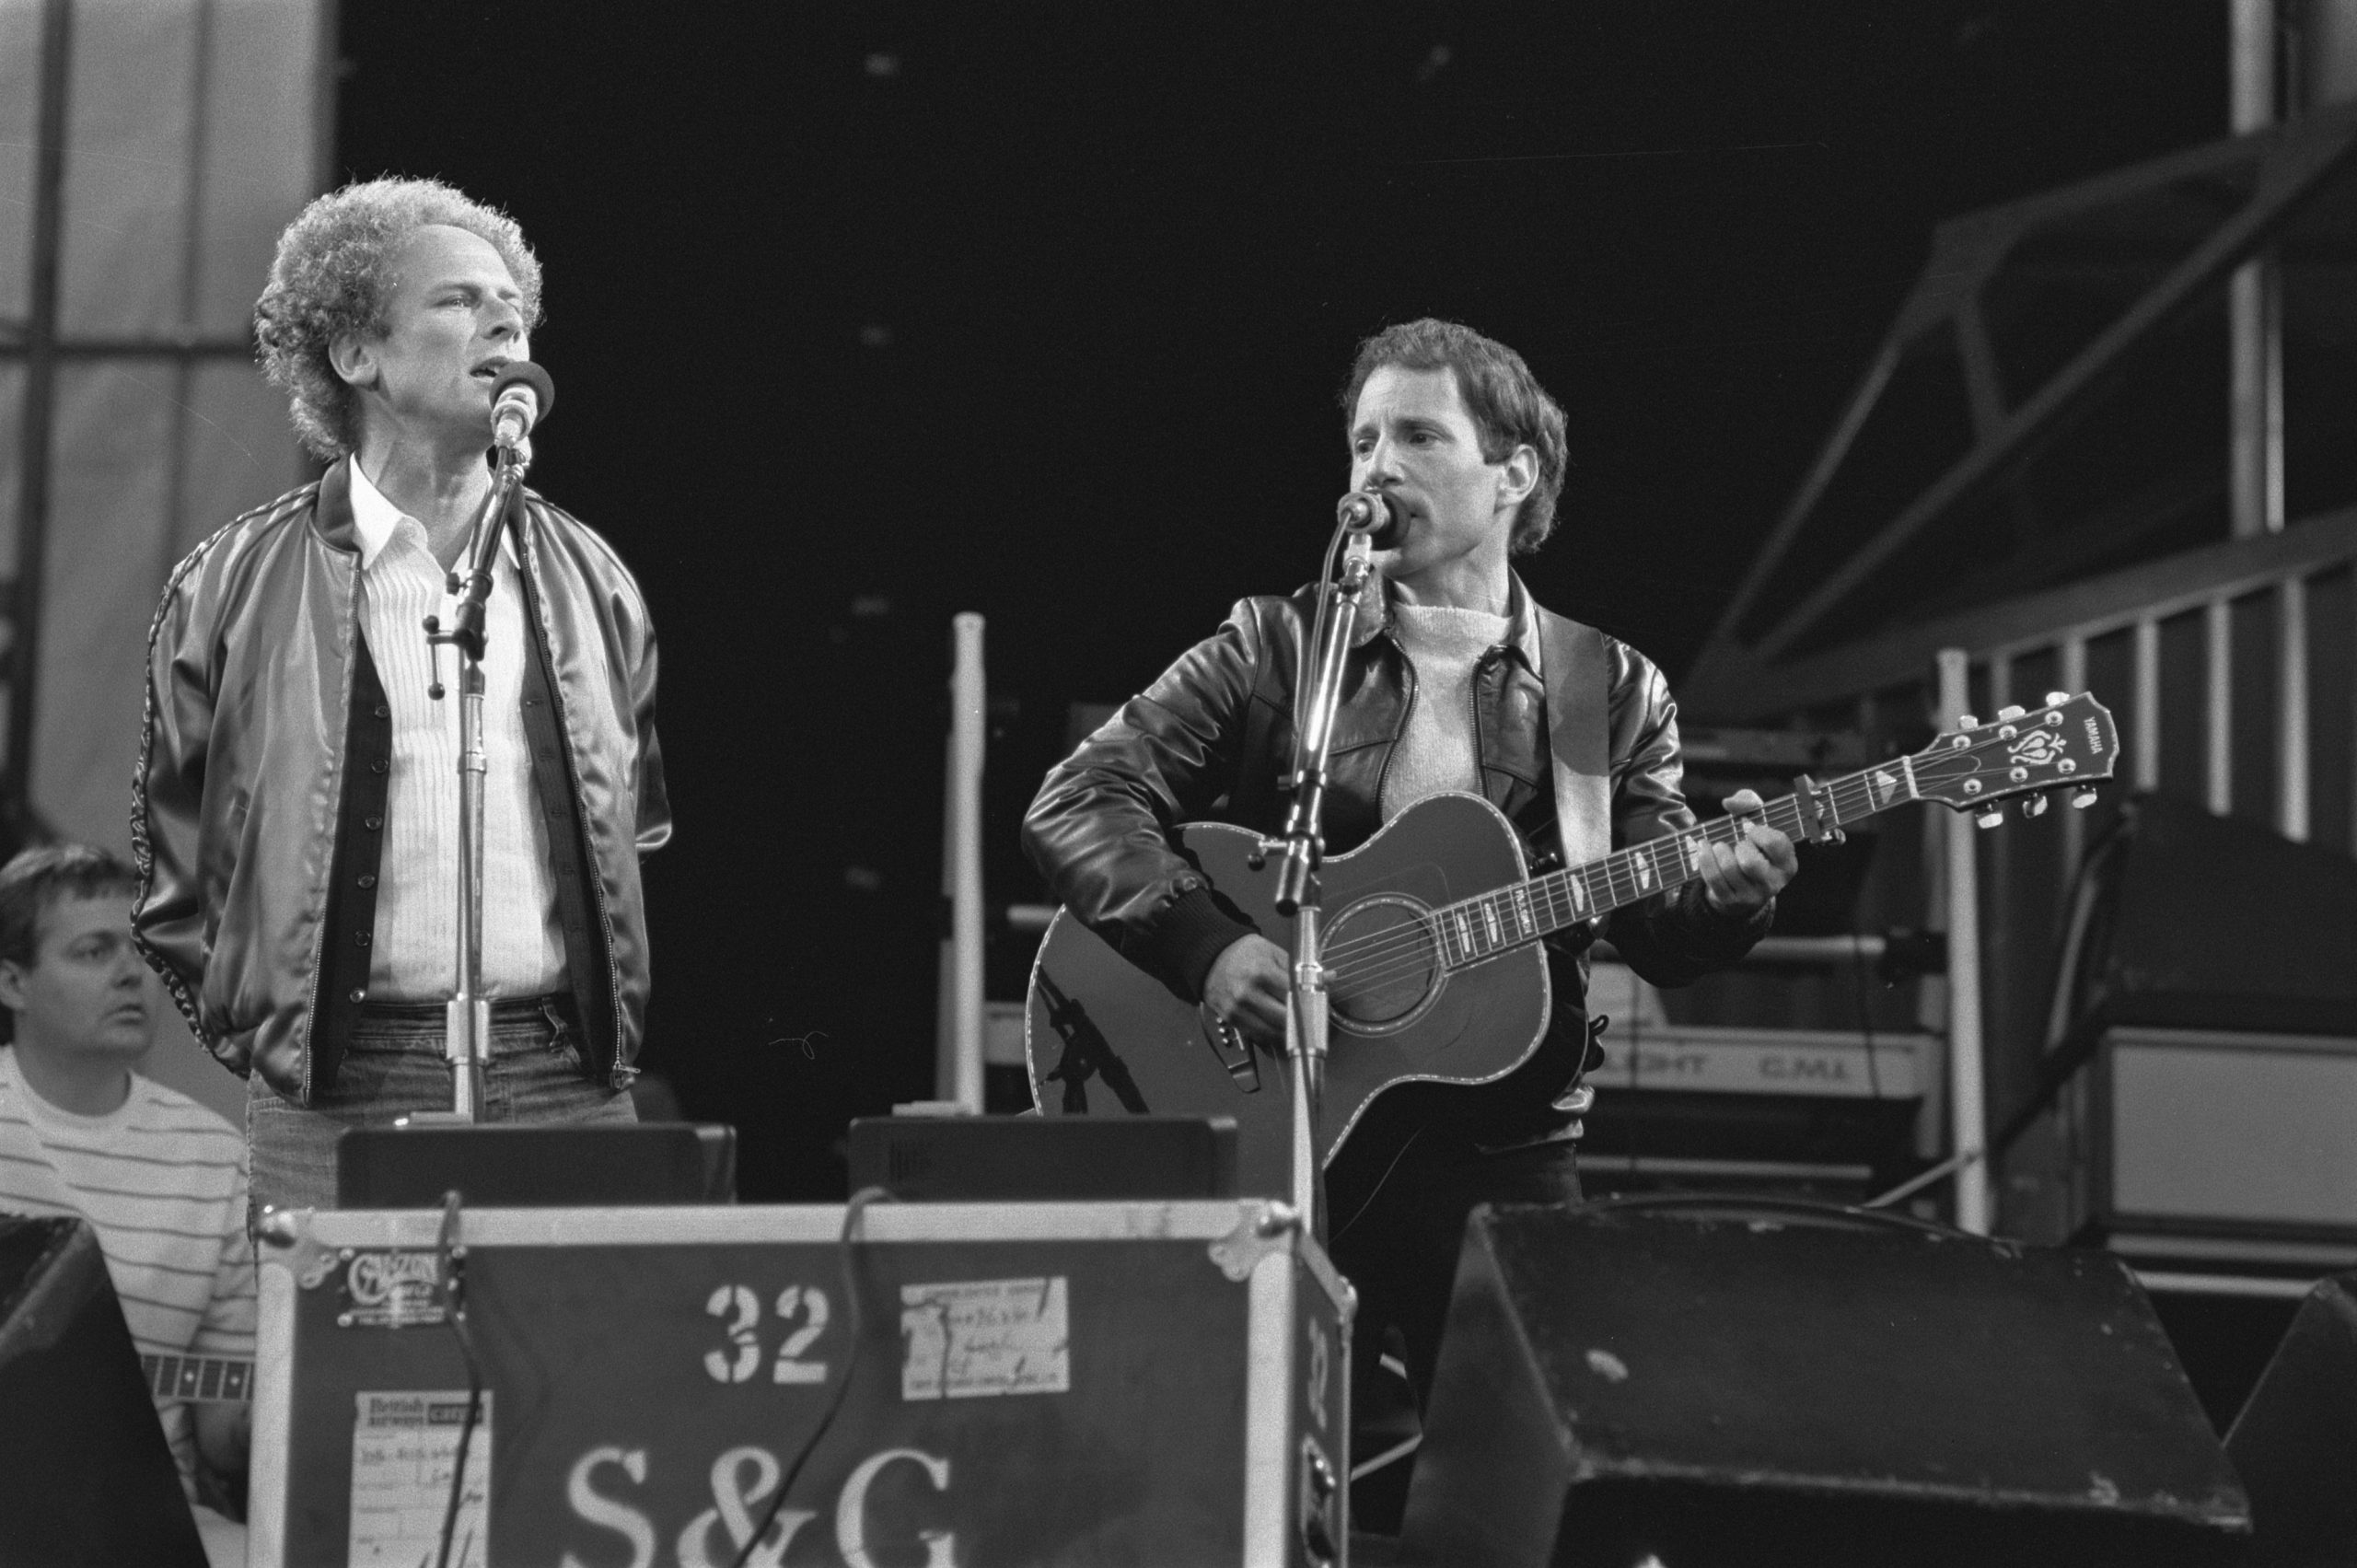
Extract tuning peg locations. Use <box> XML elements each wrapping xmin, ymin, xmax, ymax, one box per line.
<box><xmin>2023</xmin><ymin>794</ymin><xmax>2049</xmax><ymax>817</ymax></box>
<box><xmin>2044</xmin><ymin>691</ymin><xmax>2070</xmax><ymax>706</ymax></box>
<box><xmin>1996</xmin><ymin>704</ymin><xmax>2026</xmax><ymax>721</ymax></box>
<box><xmin>2071</xmin><ymin>788</ymin><xmax>2099</xmax><ymax>809</ymax></box>
<box><xmin>1957</xmin><ymin>713</ymin><xmax>1980</xmax><ymax>729</ymax></box>
<box><xmin>1975</xmin><ymin>807</ymin><xmax>2004</xmax><ymax>830</ymax></box>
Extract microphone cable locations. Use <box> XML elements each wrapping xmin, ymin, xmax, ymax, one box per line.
<box><xmin>433</xmin><ymin>1191</ymin><xmax>486</xmax><ymax>1568</ymax></box>
<box><xmin>726</xmin><ymin>1185</ymin><xmax>894</xmax><ymax>1568</ymax></box>
<box><xmin>1292</xmin><ymin>507</ymin><xmax>1360</xmax><ymax>723</ymax></box>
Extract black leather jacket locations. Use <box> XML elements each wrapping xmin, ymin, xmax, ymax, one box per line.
<box><xmin>1023</xmin><ymin>573</ymin><xmax>1769</xmax><ymax>1143</ymax></box>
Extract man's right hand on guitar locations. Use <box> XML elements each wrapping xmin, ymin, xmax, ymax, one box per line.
<box><xmin>1204</xmin><ymin>934</ymin><xmax>1292</xmax><ymax>1045</ymax></box>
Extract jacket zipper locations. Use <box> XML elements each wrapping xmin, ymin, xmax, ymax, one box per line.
<box><xmin>1371</xmin><ymin>629</ymin><xmax>1413</xmax><ymax>814</ymax></box>
<box><xmin>1470</xmin><ymin>645</ymin><xmax>1503</xmax><ymax>808</ymax></box>
<box><xmin>296</xmin><ymin>548</ymin><xmax>364</xmax><ymax>1103</ymax></box>
<box><xmin>518</xmin><ymin>505</ymin><xmax>630</xmax><ymax>1078</ymax></box>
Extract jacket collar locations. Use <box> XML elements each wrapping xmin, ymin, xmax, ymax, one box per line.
<box><xmin>1356</xmin><ymin>568</ymin><xmax>1545</xmax><ymax>674</ymax></box>
<box><xmin>344</xmin><ymin>456</ymin><xmax>520</xmax><ymax>571</ymax></box>
<box><xmin>311</xmin><ymin>455</ymin><xmax>360</xmax><ymax>554</ymax></box>
<box><xmin>320</xmin><ymin>455</ymin><xmax>534</xmax><ymax>570</ymax></box>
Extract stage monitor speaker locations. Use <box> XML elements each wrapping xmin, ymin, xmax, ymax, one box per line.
<box><xmin>847</xmin><ymin>1113</ymin><xmax>1237</xmax><ymax>1200</ymax></box>
<box><xmin>2223</xmin><ymin>1271</ymin><xmax>2357</xmax><ymax>1566</ymax></box>
<box><xmin>1400</xmin><ymin>1199</ymin><xmax>2248</xmax><ymax>1568</ymax></box>
<box><xmin>336</xmin><ymin>1121</ymin><xmax>737</xmax><ymax>1207</ymax></box>
<box><xmin>2057</xmin><ymin>792</ymin><xmax>2357</xmax><ymax>1041</ymax></box>
<box><xmin>0</xmin><ymin>1215</ymin><xmax>207</xmax><ymax>1568</ymax></box>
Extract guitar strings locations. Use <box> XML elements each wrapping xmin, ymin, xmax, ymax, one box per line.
<box><xmin>1307</xmin><ymin>796</ymin><xmax>1819</xmax><ymax>993</ymax></box>
<box><xmin>1313</xmin><ymin>781</ymin><xmax>1839</xmax><ymax>975</ymax></box>
<box><xmin>1310</xmin><ymin>784</ymin><xmax>1844</xmax><ymax>991</ymax></box>
<box><xmin>1316</xmin><ymin>736</ymin><xmax>2038</xmax><ymax>994</ymax></box>
<box><xmin>1303</xmin><ymin>741</ymin><xmax>2021</xmax><ymax>996</ymax></box>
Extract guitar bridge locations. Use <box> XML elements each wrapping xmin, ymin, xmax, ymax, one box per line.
<box><xmin>1203</xmin><ymin>1015</ymin><xmax>1263</xmax><ymax>1094</ymax></box>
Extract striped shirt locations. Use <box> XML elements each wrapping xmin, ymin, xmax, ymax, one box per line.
<box><xmin>0</xmin><ymin>1049</ymin><xmax>256</xmax><ymax>1492</ymax></box>
<box><xmin>349</xmin><ymin>457</ymin><xmax>567</xmax><ymax>998</ymax></box>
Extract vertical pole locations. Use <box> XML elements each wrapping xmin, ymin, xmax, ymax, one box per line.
<box><xmin>2206</xmin><ymin>598</ymin><xmax>2234</xmax><ymax>815</ymax></box>
<box><xmin>1915</xmin><ymin>681</ymin><xmax>1947</xmax><ymax>1163</ymax></box>
<box><xmin>2231</xmin><ymin>0</ymin><xmax>2284</xmax><ymax>540</ymax></box>
<box><xmin>2133</xmin><ymin>616</ymin><xmax>2162</xmax><ymax>791</ymax></box>
<box><xmin>9</xmin><ymin>0</ymin><xmax>73</xmax><ymax>828</ymax></box>
<box><xmin>312</xmin><ymin>0</ymin><xmax>340</xmax><ymax>199</ymax></box>
<box><xmin>2058</xmin><ymin>634</ymin><xmax>2089</xmax><ymax>884</ymax></box>
<box><xmin>1937</xmin><ymin>648</ymin><xmax>1991</xmax><ymax>1234</ymax></box>
<box><xmin>160</xmin><ymin>0</ymin><xmax>218</xmax><ymax>582</ymax></box>
<box><xmin>2279</xmin><ymin>575</ymin><xmax>2310</xmax><ymax>840</ymax></box>
<box><xmin>944</xmin><ymin>613</ymin><xmax>987</xmax><ymax>1115</ymax></box>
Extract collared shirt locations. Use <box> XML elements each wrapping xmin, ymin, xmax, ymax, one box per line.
<box><xmin>348</xmin><ymin>458</ymin><xmax>566</xmax><ymax>999</ymax></box>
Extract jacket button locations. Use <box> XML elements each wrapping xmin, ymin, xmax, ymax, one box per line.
<box><xmin>349</xmin><ymin>988</ymin><xmax>366</xmax><ymax>1004</ymax></box>
<box><xmin>357</xmin><ymin>874</ymin><xmax>376</xmax><ymax>889</ymax></box>
<box><xmin>370</xmin><ymin>760</ymin><xmax>389</xmax><ymax>775</ymax></box>
<box><xmin>365</xmin><ymin>815</ymin><xmax>382</xmax><ymax>830</ymax></box>
<box><xmin>355</xmin><ymin>931</ymin><xmax>371</xmax><ymax>946</ymax></box>
<box><xmin>375</xmin><ymin>703</ymin><xmax>389</xmax><ymax>719</ymax></box>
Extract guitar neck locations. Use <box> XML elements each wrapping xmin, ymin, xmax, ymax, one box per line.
<box><xmin>142</xmin><ymin>1352</ymin><xmax>252</xmax><ymax>1404</ymax></box>
<box><xmin>1429</xmin><ymin>758</ymin><xmax>1917</xmax><ymax>966</ymax></box>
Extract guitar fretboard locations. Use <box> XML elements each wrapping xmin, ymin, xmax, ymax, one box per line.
<box><xmin>141</xmin><ymin>1352</ymin><xmax>252</xmax><ymax>1404</ymax></box>
<box><xmin>1420</xmin><ymin>760</ymin><xmax>1915</xmax><ymax>970</ymax></box>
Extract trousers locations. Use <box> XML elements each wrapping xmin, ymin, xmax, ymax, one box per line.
<box><xmin>245</xmin><ymin>994</ymin><xmax>635</xmax><ymax>1224</ymax></box>
<box><xmin>1328</xmin><ymin>1130</ymin><xmax>1584</xmax><ymax>1405</ymax></box>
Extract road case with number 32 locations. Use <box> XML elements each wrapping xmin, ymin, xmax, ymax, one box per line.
<box><xmin>249</xmin><ymin>1200</ymin><xmax>1352</xmax><ymax>1567</ymax></box>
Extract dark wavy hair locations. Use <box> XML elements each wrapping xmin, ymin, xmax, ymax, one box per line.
<box><xmin>254</xmin><ymin>177</ymin><xmax>543</xmax><ymax>462</ymax></box>
<box><xmin>0</xmin><ymin>845</ymin><xmax>137</xmax><ymax>1041</ymax></box>
<box><xmin>1341</xmin><ymin>318</ymin><xmax>1570</xmax><ymax>553</ymax></box>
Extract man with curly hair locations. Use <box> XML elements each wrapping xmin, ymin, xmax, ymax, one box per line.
<box><xmin>134</xmin><ymin>178</ymin><xmax>669</xmax><ymax>1217</ymax></box>
<box><xmin>1024</xmin><ymin>318</ymin><xmax>1794</xmax><ymax>1525</ymax></box>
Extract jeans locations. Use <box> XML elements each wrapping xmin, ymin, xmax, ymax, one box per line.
<box><xmin>1328</xmin><ymin>1129</ymin><xmax>1582</xmax><ymax>1532</ymax></box>
<box><xmin>246</xmin><ymin>994</ymin><xmax>635</xmax><ymax>1223</ymax></box>
<box><xmin>1328</xmin><ymin>1130</ymin><xmax>1584</xmax><ymax>1405</ymax></box>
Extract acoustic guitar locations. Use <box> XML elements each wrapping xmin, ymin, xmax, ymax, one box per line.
<box><xmin>1026</xmin><ymin>693</ymin><xmax>2119</xmax><ymax>1199</ymax></box>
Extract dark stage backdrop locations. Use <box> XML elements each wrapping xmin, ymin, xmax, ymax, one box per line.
<box><xmin>335</xmin><ymin>2</ymin><xmax>2220</xmax><ymax>1198</ymax></box>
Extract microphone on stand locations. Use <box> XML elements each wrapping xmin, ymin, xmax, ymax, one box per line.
<box><xmin>1337</xmin><ymin>489</ymin><xmax>1404</xmax><ymax>550</ymax></box>
<box><xmin>438</xmin><ymin>361</ymin><xmax>557</xmax><ymax>661</ymax></box>
<box><xmin>489</xmin><ymin>360</ymin><xmax>556</xmax><ymax>450</ymax></box>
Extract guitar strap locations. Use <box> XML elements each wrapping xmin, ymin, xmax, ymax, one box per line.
<box><xmin>1536</xmin><ymin>606</ymin><xmax>1612</xmax><ymax>868</ymax></box>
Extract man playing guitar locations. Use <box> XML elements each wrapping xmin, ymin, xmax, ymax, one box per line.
<box><xmin>1022</xmin><ymin>319</ymin><xmax>1795</xmax><ymax>1499</ymax></box>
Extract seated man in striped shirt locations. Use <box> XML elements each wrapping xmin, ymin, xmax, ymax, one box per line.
<box><xmin>0</xmin><ymin>845</ymin><xmax>254</xmax><ymax>1566</ymax></box>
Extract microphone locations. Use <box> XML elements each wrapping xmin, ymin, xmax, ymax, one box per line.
<box><xmin>489</xmin><ymin>361</ymin><xmax>555</xmax><ymax>449</ymax></box>
<box><xmin>1337</xmin><ymin>489</ymin><xmax>1404</xmax><ymax>549</ymax></box>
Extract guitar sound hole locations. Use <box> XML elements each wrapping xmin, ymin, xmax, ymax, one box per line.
<box><xmin>1322</xmin><ymin>896</ymin><xmax>1441</xmax><ymax>1032</ymax></box>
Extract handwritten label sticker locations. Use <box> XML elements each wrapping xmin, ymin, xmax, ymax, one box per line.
<box><xmin>900</xmin><ymin>1277</ymin><xmax>1070</xmax><ymax>1401</ymax></box>
<box><xmin>348</xmin><ymin>1391</ymin><xmax>490</xmax><ymax>1566</ymax></box>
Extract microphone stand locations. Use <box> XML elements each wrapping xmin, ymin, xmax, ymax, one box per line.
<box><xmin>416</xmin><ymin>437</ymin><xmax>531</xmax><ymax>1122</ymax></box>
<box><xmin>1263</xmin><ymin>508</ymin><xmax>1382</xmax><ymax>1237</ymax></box>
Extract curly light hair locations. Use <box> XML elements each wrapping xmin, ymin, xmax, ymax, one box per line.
<box><xmin>254</xmin><ymin>177</ymin><xmax>544</xmax><ymax>461</ymax></box>
<box><xmin>1341</xmin><ymin>319</ymin><xmax>1570</xmax><ymax>554</ymax></box>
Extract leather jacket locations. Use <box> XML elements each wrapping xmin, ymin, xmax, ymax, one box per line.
<box><xmin>1023</xmin><ymin>573</ymin><xmax>1768</xmax><ymax>1141</ymax></box>
<box><xmin>133</xmin><ymin>459</ymin><xmax>669</xmax><ymax>1105</ymax></box>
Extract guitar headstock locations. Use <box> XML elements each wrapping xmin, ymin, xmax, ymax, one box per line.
<box><xmin>1909</xmin><ymin>691</ymin><xmax>2119</xmax><ymax>826</ymax></box>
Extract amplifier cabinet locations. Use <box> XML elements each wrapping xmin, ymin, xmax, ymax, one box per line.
<box><xmin>249</xmin><ymin>1201</ymin><xmax>1351</xmax><ymax>1568</ymax></box>
<box><xmin>2070</xmin><ymin>1028</ymin><xmax>2357</xmax><ymax>1252</ymax></box>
